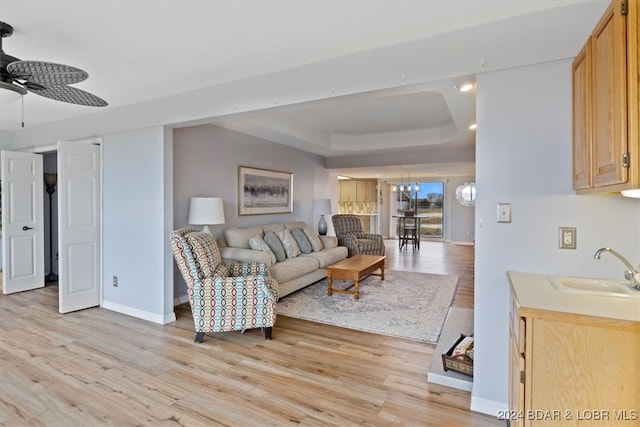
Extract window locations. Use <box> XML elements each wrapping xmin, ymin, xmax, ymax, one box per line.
<box><xmin>416</xmin><ymin>181</ymin><xmax>444</xmax><ymax>237</ymax></box>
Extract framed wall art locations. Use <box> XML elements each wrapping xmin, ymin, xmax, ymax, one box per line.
<box><xmin>238</xmin><ymin>166</ymin><xmax>293</xmax><ymax>215</ymax></box>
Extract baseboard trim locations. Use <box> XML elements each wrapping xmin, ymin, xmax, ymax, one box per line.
<box><xmin>102</xmin><ymin>300</ymin><xmax>176</xmax><ymax>325</ymax></box>
<box><xmin>449</xmin><ymin>241</ymin><xmax>475</xmax><ymax>246</ymax></box>
<box><xmin>470</xmin><ymin>395</ymin><xmax>508</xmax><ymax>417</ymax></box>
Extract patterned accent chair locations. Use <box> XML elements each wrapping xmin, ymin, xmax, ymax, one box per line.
<box><xmin>169</xmin><ymin>227</ymin><xmax>278</xmax><ymax>342</ymax></box>
<box><xmin>332</xmin><ymin>214</ymin><xmax>385</xmax><ymax>258</ymax></box>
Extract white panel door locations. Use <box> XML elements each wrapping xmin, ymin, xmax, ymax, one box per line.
<box><xmin>58</xmin><ymin>140</ymin><xmax>101</xmax><ymax>313</ymax></box>
<box><xmin>1</xmin><ymin>151</ymin><xmax>45</xmax><ymax>294</ymax></box>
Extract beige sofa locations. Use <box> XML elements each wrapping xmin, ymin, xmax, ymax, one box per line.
<box><xmin>218</xmin><ymin>221</ymin><xmax>348</xmax><ymax>298</ymax></box>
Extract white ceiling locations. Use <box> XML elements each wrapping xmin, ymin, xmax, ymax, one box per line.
<box><xmin>0</xmin><ymin>1</ymin><xmax>606</xmax><ymax>179</ymax></box>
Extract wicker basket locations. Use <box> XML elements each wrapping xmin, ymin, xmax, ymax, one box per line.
<box><xmin>441</xmin><ymin>334</ymin><xmax>474</xmax><ymax>377</ymax></box>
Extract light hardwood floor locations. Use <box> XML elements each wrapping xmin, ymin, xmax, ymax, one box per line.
<box><xmin>0</xmin><ymin>240</ymin><xmax>502</xmax><ymax>426</ymax></box>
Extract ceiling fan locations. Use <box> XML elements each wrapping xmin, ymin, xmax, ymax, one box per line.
<box><xmin>0</xmin><ymin>21</ymin><xmax>107</xmax><ymax>107</ymax></box>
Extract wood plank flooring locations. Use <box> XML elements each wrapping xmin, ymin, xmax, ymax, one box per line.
<box><xmin>0</xmin><ymin>240</ymin><xmax>502</xmax><ymax>426</ymax></box>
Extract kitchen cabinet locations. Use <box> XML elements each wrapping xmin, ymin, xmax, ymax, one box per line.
<box><xmin>339</xmin><ymin>180</ymin><xmax>357</xmax><ymax>202</ymax></box>
<box><xmin>356</xmin><ymin>180</ymin><xmax>376</xmax><ymax>202</ymax></box>
<box><xmin>339</xmin><ymin>180</ymin><xmax>376</xmax><ymax>202</ymax></box>
<box><xmin>572</xmin><ymin>0</ymin><xmax>639</xmax><ymax>193</ymax></box>
<box><xmin>507</xmin><ymin>272</ymin><xmax>640</xmax><ymax>426</ymax></box>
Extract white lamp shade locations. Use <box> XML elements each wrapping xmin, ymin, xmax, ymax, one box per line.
<box><xmin>312</xmin><ymin>198</ymin><xmax>332</xmax><ymax>215</ymax></box>
<box><xmin>188</xmin><ymin>197</ymin><xmax>226</xmax><ymax>226</ymax></box>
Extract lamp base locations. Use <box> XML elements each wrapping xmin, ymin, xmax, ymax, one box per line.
<box><xmin>318</xmin><ymin>215</ymin><xmax>327</xmax><ymax>236</ymax></box>
<box><xmin>46</xmin><ymin>272</ymin><xmax>58</xmax><ymax>283</ymax></box>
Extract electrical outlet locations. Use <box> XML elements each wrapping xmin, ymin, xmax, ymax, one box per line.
<box><xmin>113</xmin><ymin>276</ymin><xmax>118</xmax><ymax>287</ymax></box>
<box><xmin>559</xmin><ymin>227</ymin><xmax>577</xmax><ymax>249</ymax></box>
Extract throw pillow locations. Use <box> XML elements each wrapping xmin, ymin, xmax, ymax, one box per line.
<box><xmin>291</xmin><ymin>228</ymin><xmax>313</xmax><ymax>254</ymax></box>
<box><xmin>248</xmin><ymin>235</ymin><xmax>277</xmax><ymax>265</ymax></box>
<box><xmin>264</xmin><ymin>231</ymin><xmax>287</xmax><ymax>262</ymax></box>
<box><xmin>302</xmin><ymin>226</ymin><xmax>324</xmax><ymax>252</ymax></box>
<box><xmin>276</xmin><ymin>229</ymin><xmax>301</xmax><ymax>259</ymax></box>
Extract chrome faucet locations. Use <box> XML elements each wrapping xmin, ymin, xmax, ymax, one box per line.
<box><xmin>594</xmin><ymin>247</ymin><xmax>640</xmax><ymax>290</ymax></box>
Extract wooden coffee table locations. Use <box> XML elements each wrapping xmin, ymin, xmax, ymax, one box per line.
<box><xmin>326</xmin><ymin>255</ymin><xmax>386</xmax><ymax>300</ymax></box>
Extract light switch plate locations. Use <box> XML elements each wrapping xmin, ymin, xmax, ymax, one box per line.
<box><xmin>497</xmin><ymin>203</ymin><xmax>512</xmax><ymax>223</ymax></box>
<box><xmin>559</xmin><ymin>227</ymin><xmax>577</xmax><ymax>249</ymax></box>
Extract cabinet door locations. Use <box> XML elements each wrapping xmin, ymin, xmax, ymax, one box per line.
<box><xmin>572</xmin><ymin>39</ymin><xmax>593</xmax><ymax>190</ymax></box>
<box><xmin>509</xmin><ymin>326</ymin><xmax>525</xmax><ymax>427</ymax></box>
<box><xmin>591</xmin><ymin>0</ymin><xmax>628</xmax><ymax>187</ymax></box>
<box><xmin>367</xmin><ymin>181</ymin><xmax>377</xmax><ymax>203</ymax></box>
<box><xmin>356</xmin><ymin>180</ymin><xmax>376</xmax><ymax>202</ymax></box>
<box><xmin>340</xmin><ymin>180</ymin><xmax>356</xmax><ymax>202</ymax></box>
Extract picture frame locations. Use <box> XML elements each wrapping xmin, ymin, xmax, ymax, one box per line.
<box><xmin>238</xmin><ymin>166</ymin><xmax>293</xmax><ymax>215</ymax></box>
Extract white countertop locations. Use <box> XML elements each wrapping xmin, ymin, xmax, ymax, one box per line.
<box><xmin>508</xmin><ymin>271</ymin><xmax>640</xmax><ymax>323</ymax></box>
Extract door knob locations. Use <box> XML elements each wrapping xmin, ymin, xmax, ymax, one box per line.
<box><xmin>22</xmin><ymin>226</ymin><xmax>33</xmax><ymax>231</ymax></box>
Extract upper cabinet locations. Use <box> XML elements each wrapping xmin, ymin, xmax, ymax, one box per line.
<box><xmin>356</xmin><ymin>180</ymin><xmax>377</xmax><ymax>202</ymax></box>
<box><xmin>572</xmin><ymin>0</ymin><xmax>639</xmax><ymax>194</ymax></box>
<box><xmin>339</xmin><ymin>180</ymin><xmax>377</xmax><ymax>202</ymax></box>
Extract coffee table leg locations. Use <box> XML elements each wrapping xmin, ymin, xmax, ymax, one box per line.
<box><xmin>327</xmin><ymin>273</ymin><xmax>333</xmax><ymax>296</ymax></box>
<box><xmin>381</xmin><ymin>264</ymin><xmax>385</xmax><ymax>281</ymax></box>
<box><xmin>354</xmin><ymin>278</ymin><xmax>360</xmax><ymax>300</ymax></box>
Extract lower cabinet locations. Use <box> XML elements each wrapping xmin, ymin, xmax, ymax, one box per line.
<box><xmin>508</xmin><ymin>287</ymin><xmax>640</xmax><ymax>426</ymax></box>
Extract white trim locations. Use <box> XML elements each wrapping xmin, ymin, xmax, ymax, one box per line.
<box><xmin>450</xmin><ymin>241</ymin><xmax>475</xmax><ymax>246</ymax></box>
<box><xmin>102</xmin><ymin>300</ymin><xmax>176</xmax><ymax>324</ymax></box>
<box><xmin>470</xmin><ymin>395</ymin><xmax>508</xmax><ymax>417</ymax></box>
<box><xmin>427</xmin><ymin>371</ymin><xmax>473</xmax><ymax>391</ymax></box>
<box><xmin>30</xmin><ymin>144</ymin><xmax>58</xmax><ymax>153</ymax></box>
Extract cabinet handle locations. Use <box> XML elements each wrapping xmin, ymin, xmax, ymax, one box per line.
<box><xmin>22</xmin><ymin>226</ymin><xmax>34</xmax><ymax>231</ymax></box>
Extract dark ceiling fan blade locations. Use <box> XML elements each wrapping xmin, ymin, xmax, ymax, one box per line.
<box><xmin>7</xmin><ymin>60</ymin><xmax>88</xmax><ymax>86</ymax></box>
<box><xmin>28</xmin><ymin>84</ymin><xmax>107</xmax><ymax>107</ymax></box>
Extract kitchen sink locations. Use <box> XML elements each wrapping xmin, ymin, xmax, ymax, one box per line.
<box><xmin>548</xmin><ymin>276</ymin><xmax>640</xmax><ymax>299</ymax></box>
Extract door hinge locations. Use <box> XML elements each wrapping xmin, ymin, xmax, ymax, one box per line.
<box><xmin>623</xmin><ymin>152</ymin><xmax>630</xmax><ymax>168</ymax></box>
<box><xmin>520</xmin><ymin>371</ymin><xmax>526</xmax><ymax>384</ymax></box>
<box><xmin>621</xmin><ymin>0</ymin><xmax>628</xmax><ymax>15</ymax></box>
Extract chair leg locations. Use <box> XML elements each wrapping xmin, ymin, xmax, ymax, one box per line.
<box><xmin>194</xmin><ymin>331</ymin><xmax>205</xmax><ymax>343</ymax></box>
<box><xmin>264</xmin><ymin>327</ymin><xmax>272</xmax><ymax>340</ymax></box>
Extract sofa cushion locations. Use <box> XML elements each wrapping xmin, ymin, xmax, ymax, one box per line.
<box><xmin>302</xmin><ymin>246</ymin><xmax>348</xmax><ymax>268</ymax></box>
<box><xmin>262</xmin><ymin>223</ymin><xmax>286</xmax><ymax>233</ymax></box>
<box><xmin>303</xmin><ymin>227</ymin><xmax>324</xmax><ymax>252</ymax></box>
<box><xmin>264</xmin><ymin>231</ymin><xmax>287</xmax><ymax>262</ymax></box>
<box><xmin>284</xmin><ymin>221</ymin><xmax>308</xmax><ymax>230</ymax></box>
<box><xmin>248</xmin><ymin>235</ymin><xmax>277</xmax><ymax>265</ymax></box>
<box><xmin>291</xmin><ymin>228</ymin><xmax>313</xmax><ymax>254</ymax></box>
<box><xmin>270</xmin><ymin>256</ymin><xmax>320</xmax><ymax>284</ymax></box>
<box><xmin>277</xmin><ymin>229</ymin><xmax>301</xmax><ymax>259</ymax></box>
<box><xmin>224</xmin><ymin>226</ymin><xmax>264</xmax><ymax>249</ymax></box>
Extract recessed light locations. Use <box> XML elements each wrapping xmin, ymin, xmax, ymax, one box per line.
<box><xmin>457</xmin><ymin>83</ymin><xmax>475</xmax><ymax>92</ymax></box>
<box><xmin>469</xmin><ymin>123</ymin><xmax>477</xmax><ymax>130</ymax></box>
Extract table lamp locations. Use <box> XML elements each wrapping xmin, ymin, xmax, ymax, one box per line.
<box><xmin>188</xmin><ymin>197</ymin><xmax>225</xmax><ymax>234</ymax></box>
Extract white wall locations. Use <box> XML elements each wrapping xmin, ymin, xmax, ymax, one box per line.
<box><xmin>172</xmin><ymin>124</ymin><xmax>329</xmax><ymax>298</ymax></box>
<box><xmin>102</xmin><ymin>126</ymin><xmax>175</xmax><ymax>324</ymax></box>
<box><xmin>472</xmin><ymin>59</ymin><xmax>640</xmax><ymax>413</ymax></box>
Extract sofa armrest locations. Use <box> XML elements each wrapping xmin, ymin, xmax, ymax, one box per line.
<box><xmin>219</xmin><ymin>247</ymin><xmax>273</xmax><ymax>266</ymax></box>
<box><xmin>319</xmin><ymin>235</ymin><xmax>338</xmax><ymax>249</ymax></box>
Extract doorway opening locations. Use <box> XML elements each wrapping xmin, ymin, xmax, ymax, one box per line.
<box><xmin>43</xmin><ymin>151</ymin><xmax>59</xmax><ymax>286</ymax></box>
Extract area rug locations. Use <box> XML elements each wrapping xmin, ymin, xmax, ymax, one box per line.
<box><xmin>277</xmin><ymin>270</ymin><xmax>459</xmax><ymax>343</ymax></box>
